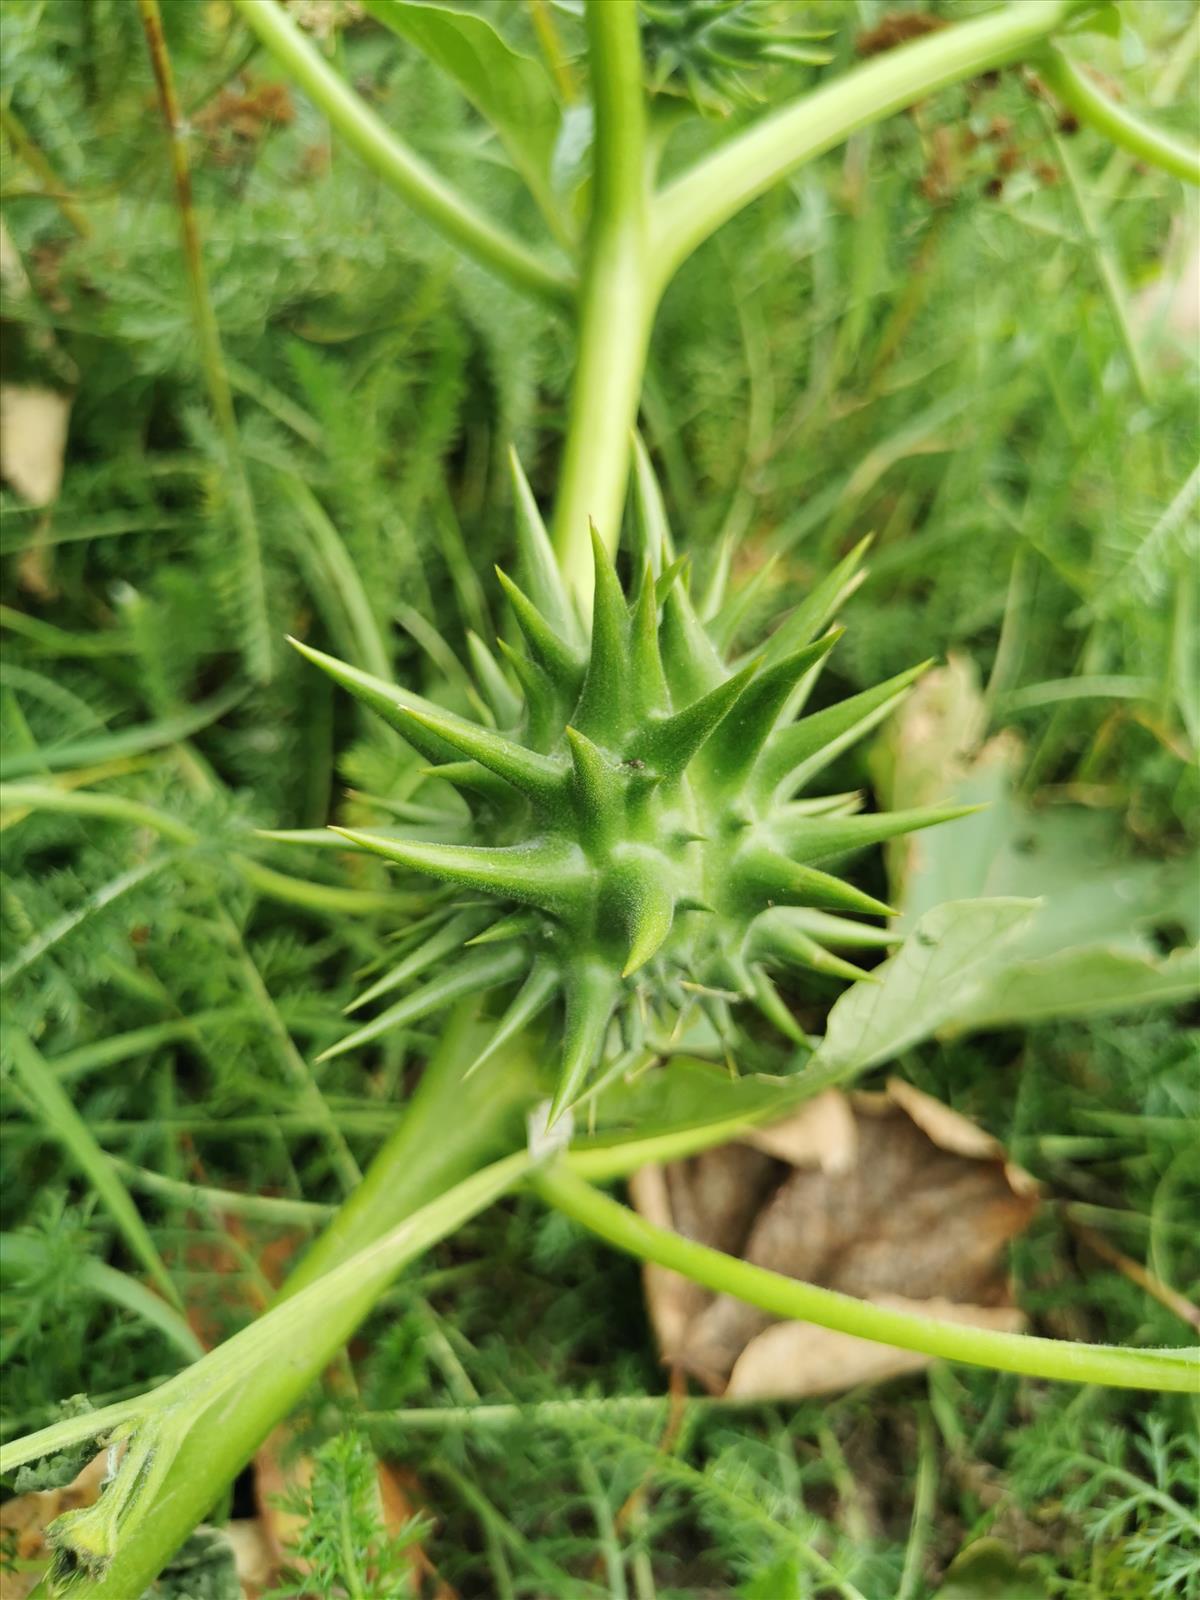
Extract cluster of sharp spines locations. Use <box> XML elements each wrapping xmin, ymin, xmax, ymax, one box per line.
<box><xmin>639</xmin><ymin>0</ymin><xmax>833</xmax><ymax>114</ymax></box>
<box><xmin>295</xmin><ymin>449</ymin><xmax>977</xmax><ymax>1117</ymax></box>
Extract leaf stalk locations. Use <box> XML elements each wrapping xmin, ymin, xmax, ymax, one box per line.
<box><xmin>232</xmin><ymin>0</ymin><xmax>575</xmax><ymax>307</ymax></box>
<box><xmin>534</xmin><ymin>1164</ymin><xmax>1199</xmax><ymax>1392</ymax></box>
<box><xmin>1040</xmin><ymin>45</ymin><xmax>1200</xmax><ymax>186</ymax></box>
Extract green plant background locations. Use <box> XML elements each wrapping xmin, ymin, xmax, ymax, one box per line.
<box><xmin>1</xmin><ymin>1</ymin><xmax>1197</xmax><ymax>1595</ymax></box>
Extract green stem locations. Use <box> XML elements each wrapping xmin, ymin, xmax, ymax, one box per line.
<box><xmin>1096</xmin><ymin>21</ymin><xmax>1200</xmax><ymax>201</ymax></box>
<box><xmin>137</xmin><ymin>0</ymin><xmax>273</xmax><ymax>683</ymax></box>
<box><xmin>534</xmin><ymin>1164</ymin><xmax>1200</xmax><ymax>1393</ymax></box>
<box><xmin>1045</xmin><ymin>110</ymin><xmax>1152</xmax><ymax>404</ymax></box>
<box><xmin>550</xmin><ymin>0</ymin><xmax>651</xmax><ymax>600</ymax></box>
<box><xmin>0</xmin><ymin>103</ymin><xmax>92</xmax><ymax>238</ymax></box>
<box><xmin>281</xmin><ymin>1004</ymin><xmax>536</xmax><ymax>1292</ymax></box>
<box><xmin>362</xmin><ymin>1394</ymin><xmax>709</xmax><ymax>1433</ymax></box>
<box><xmin>22</xmin><ymin>1151</ymin><xmax>533</xmax><ymax>1599</ymax></box>
<box><xmin>1041</xmin><ymin>46</ymin><xmax>1200</xmax><ymax>186</ymax></box>
<box><xmin>232</xmin><ymin>0</ymin><xmax>573</xmax><ymax>308</ymax></box>
<box><xmin>568</xmin><ymin>1111</ymin><xmax>779</xmax><ymax>1181</ymax></box>
<box><xmin>0</xmin><ymin>781</ymin><xmax>421</xmax><ymax>916</ymax></box>
<box><xmin>0</xmin><ymin>1396</ymin><xmax>151</xmax><ymax>1482</ymax></box>
<box><xmin>652</xmin><ymin>0</ymin><xmax>1086</xmax><ymax>293</ymax></box>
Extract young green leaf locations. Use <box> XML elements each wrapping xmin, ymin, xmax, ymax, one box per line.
<box><xmin>362</xmin><ymin>0</ymin><xmax>567</xmax><ymax>239</ymax></box>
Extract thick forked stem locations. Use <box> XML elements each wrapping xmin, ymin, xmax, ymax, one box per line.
<box><xmin>551</xmin><ymin>0</ymin><xmax>650</xmax><ymax>602</ymax></box>
<box><xmin>281</xmin><ymin>1005</ymin><xmax>537</xmax><ymax>1292</ymax></box>
<box><xmin>551</xmin><ymin>1</ymin><xmax>1100</xmax><ymax>597</ymax></box>
<box><xmin>29</xmin><ymin>1149</ymin><xmax>533</xmax><ymax>1600</ymax></box>
<box><xmin>23</xmin><ymin>1013</ymin><xmax>535</xmax><ymax>1599</ymax></box>
<box><xmin>652</xmin><ymin>0</ymin><xmax>1092</xmax><ymax>293</ymax></box>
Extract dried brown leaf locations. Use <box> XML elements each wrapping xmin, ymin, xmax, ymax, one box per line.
<box><xmin>634</xmin><ymin>1087</ymin><xmax>1038</xmax><ymax>1397</ymax></box>
<box><xmin>0</xmin><ymin>387</ymin><xmax>71</xmax><ymax>507</ymax></box>
<box><xmin>225</xmin><ymin>1518</ymin><xmax>274</xmax><ymax>1596</ymax></box>
<box><xmin>884</xmin><ymin>1077</ymin><xmax>1003</xmax><ymax>1161</ymax></box>
<box><xmin>630</xmin><ymin>1144</ymin><xmax>779</xmax><ymax>1356</ymax></box>
<box><xmin>744</xmin><ymin>1088</ymin><xmax>858</xmax><ymax>1171</ymax></box>
<box><xmin>726</xmin><ymin>1296</ymin><xmax>1025</xmax><ymax>1400</ymax></box>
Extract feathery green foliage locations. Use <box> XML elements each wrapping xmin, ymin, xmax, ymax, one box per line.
<box><xmin>266</xmin><ymin>1432</ymin><xmax>431</xmax><ymax>1599</ymax></box>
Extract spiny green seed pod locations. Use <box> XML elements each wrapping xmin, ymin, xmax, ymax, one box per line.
<box><xmin>293</xmin><ymin>447</ymin><xmax>973</xmax><ymax>1120</ymax></box>
<box><xmin>639</xmin><ymin>0</ymin><xmax>831</xmax><ymax>113</ymax></box>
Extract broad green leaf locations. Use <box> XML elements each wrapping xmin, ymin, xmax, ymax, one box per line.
<box><xmin>806</xmin><ymin>899</ymin><xmax>1037</xmax><ymax>1084</ymax></box>
<box><xmin>892</xmin><ymin>731</ymin><xmax>1198</xmax><ymax>953</ymax></box>
<box><xmin>876</xmin><ymin>661</ymin><xmax>1199</xmax><ymax>1030</ymax></box>
<box><xmin>1066</xmin><ymin>0</ymin><xmax>1122</xmax><ymax>38</ymax></box>
<box><xmin>583</xmin><ymin>1054</ymin><xmax>789</xmax><ymax>1150</ymax></box>
<box><xmin>948</xmin><ymin>943</ymin><xmax>1200</xmax><ymax>1031</ymax></box>
<box><xmin>362</xmin><ymin>0</ymin><xmax>565</xmax><ymax>237</ymax></box>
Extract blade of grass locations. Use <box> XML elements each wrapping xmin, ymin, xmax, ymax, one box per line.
<box><xmin>213</xmin><ymin>909</ymin><xmax>362</xmax><ymax>1194</ymax></box>
<box><xmin>275</xmin><ymin>472</ymin><xmax>394</xmax><ymax>682</ymax></box>
<box><xmin>1041</xmin><ymin>106</ymin><xmax>1153</xmax><ymax>404</ymax></box>
<box><xmin>137</xmin><ymin>0</ymin><xmax>273</xmax><ymax>681</ymax></box>
<box><xmin>897</xmin><ymin>1406</ymin><xmax>936</xmax><ymax>1600</ymax></box>
<box><xmin>46</xmin><ymin>1014</ymin><xmax>245</xmax><ymax>1084</ymax></box>
<box><xmin>0</xmin><ymin>686</ymin><xmax>245</xmax><ymax>781</ymax></box>
<box><xmin>6</xmin><ymin>1034</ymin><xmax>183</xmax><ymax>1312</ymax></box>
<box><xmin>0</xmin><ymin>1234</ymin><xmax>203</xmax><ymax>1363</ymax></box>
<box><xmin>0</xmin><ymin>606</ymin><xmax>133</xmax><ymax>658</ymax></box>
<box><xmin>110</xmin><ymin>1160</ymin><xmax>332</xmax><ymax>1227</ymax></box>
